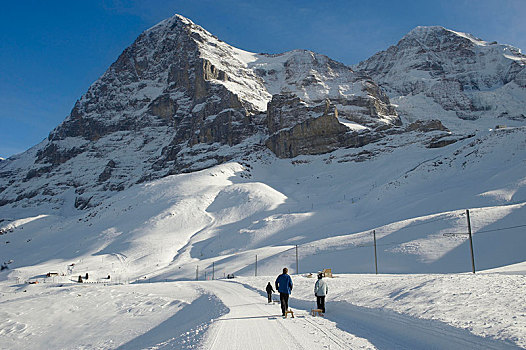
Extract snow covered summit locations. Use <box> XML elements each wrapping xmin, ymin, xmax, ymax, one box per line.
<box><xmin>355</xmin><ymin>25</ymin><xmax>526</xmax><ymax>131</ymax></box>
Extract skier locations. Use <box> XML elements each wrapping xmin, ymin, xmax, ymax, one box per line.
<box><xmin>275</xmin><ymin>267</ymin><xmax>293</xmax><ymax>316</ymax></box>
<box><xmin>314</xmin><ymin>272</ymin><xmax>328</xmax><ymax>313</ymax></box>
<box><xmin>265</xmin><ymin>282</ymin><xmax>275</xmax><ymax>303</ymax></box>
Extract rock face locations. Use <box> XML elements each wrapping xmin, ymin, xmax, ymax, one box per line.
<box><xmin>354</xmin><ymin>26</ymin><xmax>526</xmax><ymax>130</ymax></box>
<box><xmin>266</xmin><ymin>99</ymin><xmax>346</xmax><ymax>158</ymax></box>
<box><xmin>406</xmin><ymin>120</ymin><xmax>449</xmax><ymax>133</ymax></box>
<box><xmin>0</xmin><ymin>14</ymin><xmax>398</xmax><ymax>209</ymax></box>
<box><xmin>251</xmin><ymin>50</ymin><xmax>399</xmax><ymax>128</ymax></box>
<box><xmin>265</xmin><ymin>98</ymin><xmax>381</xmax><ymax>158</ymax></box>
<box><xmin>252</xmin><ymin>50</ymin><xmax>399</xmax><ymax>158</ymax></box>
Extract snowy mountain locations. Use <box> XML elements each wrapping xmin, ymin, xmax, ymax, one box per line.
<box><xmin>0</xmin><ymin>14</ymin><xmax>399</xmax><ymax>210</ymax></box>
<box><xmin>355</xmin><ymin>26</ymin><xmax>526</xmax><ymax>131</ymax></box>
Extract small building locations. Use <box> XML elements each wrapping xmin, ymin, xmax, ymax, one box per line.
<box><xmin>322</xmin><ymin>268</ymin><xmax>333</xmax><ymax>278</ymax></box>
<box><xmin>46</xmin><ymin>272</ymin><xmax>59</xmax><ymax>277</ymax></box>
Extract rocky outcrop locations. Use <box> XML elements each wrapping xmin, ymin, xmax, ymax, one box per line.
<box><xmin>258</xmin><ymin>50</ymin><xmax>399</xmax><ymax>158</ymax></box>
<box><xmin>98</xmin><ymin>160</ymin><xmax>116</xmax><ymax>183</ymax></box>
<box><xmin>267</xmin><ymin>94</ymin><xmax>325</xmax><ymax>134</ymax></box>
<box><xmin>406</xmin><ymin>119</ymin><xmax>449</xmax><ymax>133</ymax></box>
<box><xmin>266</xmin><ymin>99</ymin><xmax>380</xmax><ymax>158</ymax></box>
<box><xmin>148</xmin><ymin>94</ymin><xmax>178</xmax><ymax>120</ymax></box>
<box><xmin>252</xmin><ymin>50</ymin><xmax>400</xmax><ymax>129</ymax></box>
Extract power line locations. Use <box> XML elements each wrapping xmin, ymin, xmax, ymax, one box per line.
<box><xmin>171</xmin><ymin>212</ymin><xmax>526</xmax><ymax>279</ymax></box>
<box><xmin>476</xmin><ymin>223</ymin><xmax>526</xmax><ymax>234</ymax></box>
<box><xmin>293</xmin><ymin>221</ymin><xmax>526</xmax><ymax>256</ymax></box>
<box><xmin>443</xmin><ymin>223</ymin><xmax>526</xmax><ymax>236</ymax></box>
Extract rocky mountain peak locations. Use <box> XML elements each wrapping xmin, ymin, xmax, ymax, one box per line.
<box><xmin>355</xmin><ymin>26</ymin><xmax>526</xmax><ymax>129</ymax></box>
<box><xmin>358</xmin><ymin>25</ymin><xmax>526</xmax><ymax>85</ymax></box>
<box><xmin>0</xmin><ymin>14</ymin><xmax>407</xmax><ymax>210</ymax></box>
<box><xmin>402</xmin><ymin>25</ymin><xmax>485</xmax><ymax>46</ymax></box>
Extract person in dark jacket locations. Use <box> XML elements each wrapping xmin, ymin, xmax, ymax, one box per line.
<box><xmin>275</xmin><ymin>267</ymin><xmax>293</xmax><ymax>316</ymax></box>
<box><xmin>265</xmin><ymin>282</ymin><xmax>275</xmax><ymax>303</ymax></box>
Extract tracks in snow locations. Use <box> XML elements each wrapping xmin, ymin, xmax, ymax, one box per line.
<box><xmin>200</xmin><ymin>280</ymin><xmax>520</xmax><ymax>350</ymax></box>
<box><xmin>200</xmin><ymin>280</ymin><xmax>375</xmax><ymax>349</ymax></box>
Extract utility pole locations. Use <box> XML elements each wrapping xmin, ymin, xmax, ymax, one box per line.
<box><xmin>255</xmin><ymin>255</ymin><xmax>258</xmax><ymax>277</ymax></box>
<box><xmin>373</xmin><ymin>230</ymin><xmax>378</xmax><ymax>275</ymax></box>
<box><xmin>295</xmin><ymin>245</ymin><xmax>299</xmax><ymax>275</ymax></box>
<box><xmin>212</xmin><ymin>262</ymin><xmax>215</xmax><ymax>280</ymax></box>
<box><xmin>466</xmin><ymin>209</ymin><xmax>476</xmax><ymax>274</ymax></box>
<box><xmin>443</xmin><ymin>209</ymin><xmax>476</xmax><ymax>274</ymax></box>
<box><xmin>196</xmin><ymin>266</ymin><xmax>199</xmax><ymax>281</ymax></box>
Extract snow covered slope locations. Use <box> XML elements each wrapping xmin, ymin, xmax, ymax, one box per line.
<box><xmin>2</xmin><ymin>125</ymin><xmax>525</xmax><ymax>286</ymax></box>
<box><xmin>355</xmin><ymin>26</ymin><xmax>526</xmax><ymax>132</ymax></box>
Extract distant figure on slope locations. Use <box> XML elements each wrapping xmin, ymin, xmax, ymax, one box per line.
<box><xmin>265</xmin><ymin>282</ymin><xmax>275</xmax><ymax>303</ymax></box>
<box><xmin>275</xmin><ymin>267</ymin><xmax>293</xmax><ymax>316</ymax></box>
<box><xmin>314</xmin><ymin>272</ymin><xmax>328</xmax><ymax>313</ymax></box>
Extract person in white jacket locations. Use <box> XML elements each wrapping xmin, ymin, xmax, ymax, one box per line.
<box><xmin>314</xmin><ymin>272</ymin><xmax>328</xmax><ymax>313</ymax></box>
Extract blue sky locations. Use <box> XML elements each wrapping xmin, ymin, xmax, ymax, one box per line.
<box><xmin>1</xmin><ymin>0</ymin><xmax>525</xmax><ymax>158</ymax></box>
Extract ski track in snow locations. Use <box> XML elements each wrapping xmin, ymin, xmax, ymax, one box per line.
<box><xmin>200</xmin><ymin>280</ymin><xmax>519</xmax><ymax>350</ymax></box>
<box><xmin>200</xmin><ymin>280</ymin><xmax>372</xmax><ymax>349</ymax></box>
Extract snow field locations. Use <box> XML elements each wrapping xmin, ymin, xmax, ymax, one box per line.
<box><xmin>0</xmin><ymin>281</ymin><xmax>212</xmax><ymax>349</ymax></box>
<box><xmin>2</xmin><ymin>126</ymin><xmax>526</xmax><ymax>284</ymax></box>
<box><xmin>241</xmin><ymin>273</ymin><xmax>526</xmax><ymax>348</ymax></box>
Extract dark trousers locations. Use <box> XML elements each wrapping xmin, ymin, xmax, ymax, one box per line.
<box><xmin>279</xmin><ymin>292</ymin><xmax>289</xmax><ymax>315</ymax></box>
<box><xmin>267</xmin><ymin>292</ymin><xmax>272</xmax><ymax>303</ymax></box>
<box><xmin>316</xmin><ymin>295</ymin><xmax>326</xmax><ymax>313</ymax></box>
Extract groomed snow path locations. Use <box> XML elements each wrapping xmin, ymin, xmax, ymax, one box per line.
<box><xmin>200</xmin><ymin>281</ymin><xmax>520</xmax><ymax>350</ymax></box>
<box><xmin>200</xmin><ymin>280</ymin><xmax>371</xmax><ymax>349</ymax></box>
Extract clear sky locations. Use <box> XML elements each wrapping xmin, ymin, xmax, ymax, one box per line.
<box><xmin>1</xmin><ymin>0</ymin><xmax>525</xmax><ymax>158</ymax></box>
